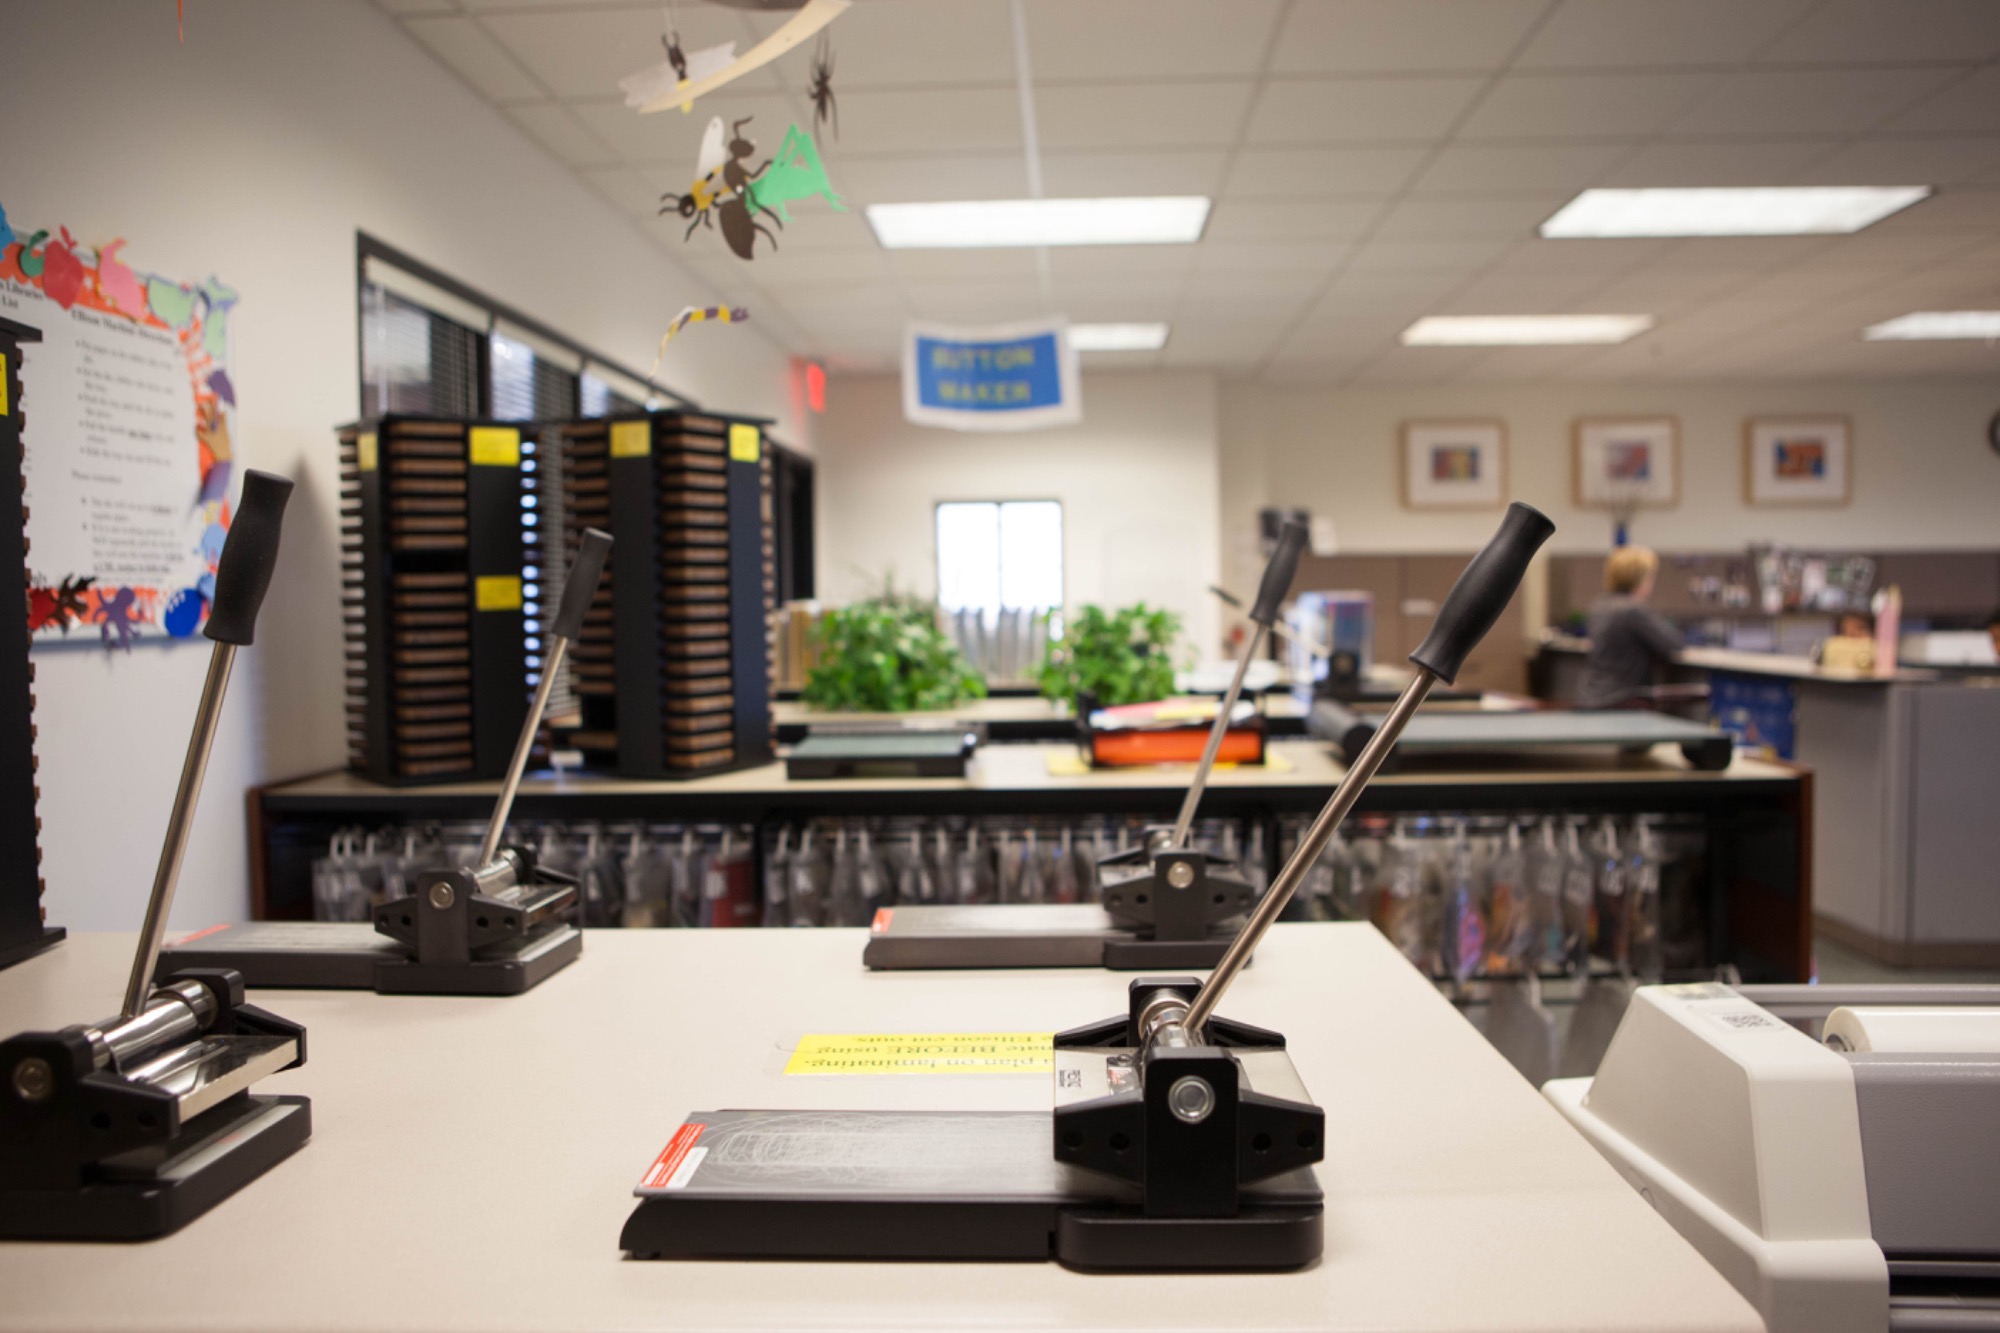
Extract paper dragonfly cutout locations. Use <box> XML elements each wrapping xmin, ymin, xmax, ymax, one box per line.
<box><xmin>621</xmin><ymin>0</ymin><xmax>849</xmax><ymax>116</ymax></box>
<box><xmin>649</xmin><ymin>306</ymin><xmax>750</xmax><ymax>382</ymax></box>
<box><xmin>661</xmin><ymin>116</ymin><xmax>844</xmax><ymax>262</ymax></box>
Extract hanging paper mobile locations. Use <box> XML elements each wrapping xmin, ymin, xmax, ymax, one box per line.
<box><xmin>630</xmin><ymin>0</ymin><xmax>849</xmax><ymax>115</ymax></box>
<box><xmin>662</xmin><ymin>116</ymin><xmax>780</xmax><ymax>261</ymax></box>
<box><xmin>807</xmin><ymin>30</ymin><xmax>837</xmax><ymax>140</ymax></box>
<box><xmin>620</xmin><ymin>31</ymin><xmax>737</xmax><ymax>114</ymax></box>
<box><xmin>746</xmin><ymin>123</ymin><xmax>844</xmax><ymax>224</ymax></box>
<box><xmin>648</xmin><ymin>305</ymin><xmax>750</xmax><ymax>381</ymax></box>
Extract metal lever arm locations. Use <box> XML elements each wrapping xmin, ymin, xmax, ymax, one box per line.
<box><xmin>1181</xmin><ymin>504</ymin><xmax>1553</xmax><ymax>1035</ymax></box>
<box><xmin>1168</xmin><ymin>521</ymin><xmax>1307</xmax><ymax>849</ymax></box>
<box><xmin>477</xmin><ymin>528</ymin><xmax>613</xmax><ymax>869</ymax></box>
<box><xmin>124</xmin><ymin>471</ymin><xmax>294</xmax><ymax>1018</ymax></box>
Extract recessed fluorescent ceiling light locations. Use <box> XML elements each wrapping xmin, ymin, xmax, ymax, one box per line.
<box><xmin>1540</xmin><ymin>187</ymin><xmax>1931</xmax><ymax>238</ymax></box>
<box><xmin>1862</xmin><ymin>311</ymin><xmax>2000</xmax><ymax>341</ymax></box>
<box><xmin>1068</xmin><ymin>323</ymin><xmax>1169</xmax><ymax>352</ymax></box>
<box><xmin>866</xmin><ymin>197</ymin><xmax>1210</xmax><ymax>249</ymax></box>
<box><xmin>1401</xmin><ymin>315</ymin><xmax>1653</xmax><ymax>346</ymax></box>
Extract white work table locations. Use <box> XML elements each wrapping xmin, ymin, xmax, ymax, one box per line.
<box><xmin>0</xmin><ymin>927</ymin><xmax>1760</xmax><ymax>1333</ymax></box>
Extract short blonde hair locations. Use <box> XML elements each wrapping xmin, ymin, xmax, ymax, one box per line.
<box><xmin>1604</xmin><ymin>546</ymin><xmax>1658</xmax><ymax>595</ymax></box>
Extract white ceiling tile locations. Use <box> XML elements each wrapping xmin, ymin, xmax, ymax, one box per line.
<box><xmin>1761</xmin><ymin>0</ymin><xmax>2000</xmax><ymax>64</ymax></box>
<box><xmin>1453</xmin><ymin>345</ymin><xmax>1601</xmax><ymax>382</ymax></box>
<box><xmin>403</xmin><ymin>16</ymin><xmax>544</xmax><ymax>103</ymax></box>
<box><xmin>1600</xmin><ymin>138</ymin><xmax>1840</xmax><ymax>187</ymax></box>
<box><xmin>831</xmin><ymin>87</ymin><xmax>1023</xmax><ymax>152</ymax></box>
<box><xmin>1058</xmin><ymin>288</ymin><xmax>1181</xmax><ymax>322</ymax></box>
<box><xmin>1023</xmin><ymin>0</ymin><xmax>1285</xmax><ymax>79</ymax></box>
<box><xmin>1035</xmin><ymin>81</ymin><xmax>1258</xmax><ymax>149</ymax></box>
<box><xmin>1343</xmin><ymin>238</ymin><xmax>1513</xmax><ymax>272</ymax></box>
<box><xmin>1433</xmin><ymin>268</ymin><xmax>1625</xmax><ymax>311</ymax></box>
<box><xmin>571</xmin><ymin>95</ymin><xmax>798</xmax><ymax>168</ymax></box>
<box><xmin>501</xmin><ymin>102</ymin><xmax>615</xmax><ymax>168</ymax></box>
<box><xmin>1260</xmin><ymin>355</ymin><xmax>1373</xmax><ymax>385</ymax></box>
<box><xmin>1348</xmin><ymin>344</ymin><xmax>1491</xmax><ymax>383</ymax></box>
<box><xmin>1372</xmin><ymin>193</ymin><xmax>1571</xmax><ymax>238</ymax></box>
<box><xmin>1243</xmin><ymin>77</ymin><xmax>1484</xmax><ymax>145</ymax></box>
<box><xmin>832</xmin><ymin>153</ymin><xmax>1030</xmax><ymax>203</ymax></box>
<box><xmin>1412</xmin><ymin>142</ymin><xmax>1629</xmax><ymax>192</ymax></box>
<box><xmin>1270</xmin><ymin>1</ymin><xmax>1549</xmax><ymax>74</ymax></box>
<box><xmin>755</xmin><ymin>0</ymin><xmax>1017</xmax><ymax>88</ymax></box>
<box><xmin>1667</xmin><ymin>68</ymin><xmax>1963</xmax><ymax>139</ymax></box>
<box><xmin>905</xmin><ymin>284</ymin><xmax>1056</xmax><ymax>322</ymax></box>
<box><xmin>1801</xmin><ymin>229</ymin><xmax>1995</xmax><ymax>269</ymax></box>
<box><xmin>377</xmin><ymin>0</ymin><xmax>456</xmax><ymax>14</ymax></box>
<box><xmin>577</xmin><ymin>166</ymin><xmax>663</xmax><ymax>220</ymax></box>
<box><xmin>480</xmin><ymin>10</ymin><xmax>745</xmax><ymax>101</ymax></box>
<box><xmin>1038</xmin><ymin>150</ymin><xmax>1228</xmax><ymax>197</ymax></box>
<box><xmin>1045</xmin><ymin>246</ymin><xmax>1197</xmax><ymax>284</ymax></box>
<box><xmin>1225</xmin><ymin>146</ymin><xmax>1429</xmax><ymax>196</ymax></box>
<box><xmin>1460</xmin><ymin>72</ymin><xmax>1719</xmax><ymax>140</ymax></box>
<box><xmin>1483</xmin><ymin>237</ymin><xmax>1673</xmax><ymax>271</ymax></box>
<box><xmin>1202</xmin><ymin>198</ymin><xmax>1389</xmax><ymax>241</ymax></box>
<box><xmin>1174</xmin><ymin>279</ymin><xmax>1321</xmax><ymax>324</ymax></box>
<box><xmin>1632</xmin><ymin>235</ymin><xmax>1839</xmax><ymax>273</ymax></box>
<box><xmin>1889</xmin><ymin>68</ymin><xmax>2000</xmax><ymax>135</ymax></box>
<box><xmin>1191</xmin><ymin>241</ymin><xmax>1352</xmax><ymax>276</ymax></box>
<box><xmin>890</xmin><ymin>249</ymin><xmax>1041</xmax><ymax>284</ymax></box>
<box><xmin>1515</xmin><ymin>0</ymin><xmax>1817</xmax><ymax>69</ymax></box>
<box><xmin>1582</xmin><ymin>267</ymin><xmax>1776</xmax><ymax>313</ymax></box>
<box><xmin>1317</xmin><ymin>267</ymin><xmax>1470</xmax><ymax>309</ymax></box>
<box><xmin>1791</xmin><ymin>137</ymin><xmax>2000</xmax><ymax>188</ymax></box>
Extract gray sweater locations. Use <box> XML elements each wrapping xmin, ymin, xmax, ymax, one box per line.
<box><xmin>1578</xmin><ymin>596</ymin><xmax>1683</xmax><ymax>709</ymax></box>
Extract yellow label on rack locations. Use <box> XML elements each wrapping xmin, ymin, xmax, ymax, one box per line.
<box><xmin>468</xmin><ymin>426</ymin><xmax>520</xmax><ymax>467</ymax></box>
<box><xmin>356</xmin><ymin>431</ymin><xmax>378</xmax><ymax>473</ymax></box>
<box><xmin>728</xmin><ymin>422</ymin><xmax>760</xmax><ymax>463</ymax></box>
<box><xmin>610</xmin><ymin>420</ymin><xmax>651</xmax><ymax>458</ymax></box>
<box><xmin>784</xmin><ymin>1032</ymin><xmax>1053</xmax><ymax>1076</ymax></box>
<box><xmin>1</xmin><ymin>354</ymin><xmax>9</xmax><ymax>416</ymax></box>
<box><xmin>474</xmin><ymin>575</ymin><xmax>523</xmax><ymax>611</ymax></box>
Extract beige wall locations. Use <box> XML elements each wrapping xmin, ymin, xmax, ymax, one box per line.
<box><xmin>2</xmin><ymin>0</ymin><xmax>803</xmax><ymax>929</ymax></box>
<box><xmin>815</xmin><ymin>372</ymin><xmax>1223</xmax><ymax>660</ymax></box>
<box><xmin>1219</xmin><ymin>377</ymin><xmax>2000</xmax><ymax>613</ymax></box>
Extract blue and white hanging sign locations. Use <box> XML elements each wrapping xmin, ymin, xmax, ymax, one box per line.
<box><xmin>901</xmin><ymin>318</ymin><xmax>1081</xmax><ymax>432</ymax></box>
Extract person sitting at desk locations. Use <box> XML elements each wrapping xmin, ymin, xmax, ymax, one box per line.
<box><xmin>1578</xmin><ymin>546</ymin><xmax>1683</xmax><ymax>709</ymax></box>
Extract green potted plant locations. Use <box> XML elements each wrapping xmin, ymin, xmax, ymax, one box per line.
<box><xmin>1036</xmin><ymin>603</ymin><xmax>1181</xmax><ymax>712</ymax></box>
<box><xmin>801</xmin><ymin>587</ymin><xmax>986</xmax><ymax>713</ymax></box>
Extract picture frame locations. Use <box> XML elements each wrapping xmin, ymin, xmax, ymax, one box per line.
<box><xmin>1401</xmin><ymin>419</ymin><xmax>1506</xmax><ymax>509</ymax></box>
<box><xmin>1573</xmin><ymin>417</ymin><xmax>1679</xmax><ymax>509</ymax></box>
<box><xmin>1744</xmin><ymin>416</ymin><xmax>1852</xmax><ymax>507</ymax></box>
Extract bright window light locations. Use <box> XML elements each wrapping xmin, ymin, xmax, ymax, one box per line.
<box><xmin>1069</xmin><ymin>323</ymin><xmax>1170</xmax><ymax>352</ymax></box>
<box><xmin>936</xmin><ymin>501</ymin><xmax>1062</xmax><ymax>618</ymax></box>
<box><xmin>1862</xmin><ymin>311</ymin><xmax>2000</xmax><ymax>341</ymax></box>
<box><xmin>1540</xmin><ymin>187</ymin><xmax>1931</xmax><ymax>238</ymax></box>
<box><xmin>1400</xmin><ymin>315</ymin><xmax>1654</xmax><ymax>346</ymax></box>
<box><xmin>867</xmin><ymin>197</ymin><xmax>1210</xmax><ymax>249</ymax></box>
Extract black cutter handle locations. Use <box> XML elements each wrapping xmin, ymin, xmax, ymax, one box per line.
<box><xmin>1248</xmin><ymin>520</ymin><xmax>1308</xmax><ymax>626</ymax></box>
<box><xmin>552</xmin><ymin>527</ymin><xmax>613</xmax><ymax>640</ymax></box>
<box><xmin>1408</xmin><ymin>502</ymin><xmax>1554</xmax><ymax>686</ymax></box>
<box><xmin>204</xmin><ymin>469</ymin><xmax>294</xmax><ymax>646</ymax></box>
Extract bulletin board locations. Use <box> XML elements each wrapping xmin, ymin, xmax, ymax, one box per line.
<box><xmin>0</xmin><ymin>201</ymin><xmax>237</xmax><ymax>648</ymax></box>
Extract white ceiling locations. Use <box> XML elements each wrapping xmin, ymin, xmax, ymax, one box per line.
<box><xmin>379</xmin><ymin>0</ymin><xmax>2000</xmax><ymax>384</ymax></box>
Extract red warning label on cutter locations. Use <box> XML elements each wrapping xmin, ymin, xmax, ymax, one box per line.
<box><xmin>870</xmin><ymin>908</ymin><xmax>894</xmax><ymax>933</ymax></box>
<box><xmin>641</xmin><ymin>1122</ymin><xmax>705</xmax><ymax>1189</ymax></box>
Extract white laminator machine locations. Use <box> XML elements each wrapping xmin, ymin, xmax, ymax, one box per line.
<box><xmin>1546</xmin><ymin>982</ymin><xmax>2000</xmax><ymax>1333</ymax></box>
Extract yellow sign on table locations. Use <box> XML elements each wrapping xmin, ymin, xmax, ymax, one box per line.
<box><xmin>784</xmin><ymin>1032</ymin><xmax>1053</xmax><ymax>1076</ymax></box>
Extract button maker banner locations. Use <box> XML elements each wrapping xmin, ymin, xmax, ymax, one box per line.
<box><xmin>901</xmin><ymin>318</ymin><xmax>1081</xmax><ymax>432</ymax></box>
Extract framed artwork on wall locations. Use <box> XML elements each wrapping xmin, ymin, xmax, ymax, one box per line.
<box><xmin>1745</xmin><ymin>416</ymin><xmax>1851</xmax><ymax>506</ymax></box>
<box><xmin>1574</xmin><ymin>417</ymin><xmax>1679</xmax><ymax>509</ymax></box>
<box><xmin>1401</xmin><ymin>419</ymin><xmax>1506</xmax><ymax>509</ymax></box>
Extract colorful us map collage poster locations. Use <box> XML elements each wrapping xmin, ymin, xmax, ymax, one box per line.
<box><xmin>0</xmin><ymin>200</ymin><xmax>236</xmax><ymax>649</ymax></box>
